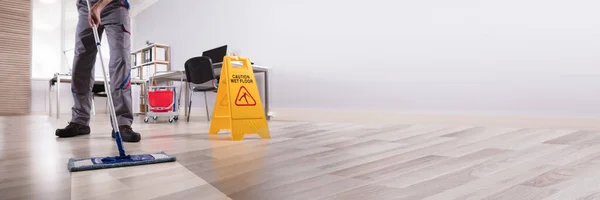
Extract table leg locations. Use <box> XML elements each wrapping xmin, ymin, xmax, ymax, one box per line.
<box><xmin>48</xmin><ymin>82</ymin><xmax>52</xmax><ymax>116</ymax></box>
<box><xmin>56</xmin><ymin>77</ymin><xmax>60</xmax><ymax>119</ymax></box>
<box><xmin>184</xmin><ymin>81</ymin><xmax>189</xmax><ymax>119</ymax></box>
<box><xmin>140</xmin><ymin>82</ymin><xmax>146</xmax><ymax>114</ymax></box>
<box><xmin>264</xmin><ymin>71</ymin><xmax>270</xmax><ymax>120</ymax></box>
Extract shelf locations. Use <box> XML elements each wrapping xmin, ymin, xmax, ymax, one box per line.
<box><xmin>130</xmin><ymin>43</ymin><xmax>171</xmax><ymax>114</ymax></box>
<box><xmin>131</xmin><ymin>43</ymin><xmax>170</xmax><ymax>54</ymax></box>
<box><xmin>132</xmin><ymin>60</ymin><xmax>169</xmax><ymax>68</ymax></box>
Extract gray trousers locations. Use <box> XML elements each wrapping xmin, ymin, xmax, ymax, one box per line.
<box><xmin>71</xmin><ymin>0</ymin><xmax>132</xmax><ymax>126</ymax></box>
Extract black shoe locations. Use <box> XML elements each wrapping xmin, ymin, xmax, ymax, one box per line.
<box><xmin>111</xmin><ymin>125</ymin><xmax>141</xmax><ymax>143</ymax></box>
<box><xmin>55</xmin><ymin>122</ymin><xmax>91</xmax><ymax>137</ymax></box>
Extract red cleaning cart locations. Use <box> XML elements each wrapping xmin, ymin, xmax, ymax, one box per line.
<box><xmin>144</xmin><ymin>71</ymin><xmax>183</xmax><ymax>123</ymax></box>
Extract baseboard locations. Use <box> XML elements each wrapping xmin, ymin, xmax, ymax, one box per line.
<box><xmin>31</xmin><ymin>107</ymin><xmax>212</xmax><ymax>117</ymax></box>
<box><xmin>272</xmin><ymin>108</ymin><xmax>600</xmax><ymax>130</ymax></box>
<box><xmin>32</xmin><ymin>107</ymin><xmax>600</xmax><ymax>130</ymax></box>
<box><xmin>188</xmin><ymin>107</ymin><xmax>210</xmax><ymax>117</ymax></box>
<box><xmin>188</xmin><ymin>107</ymin><xmax>275</xmax><ymax>118</ymax></box>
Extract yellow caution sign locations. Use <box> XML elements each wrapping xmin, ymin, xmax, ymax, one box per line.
<box><xmin>209</xmin><ymin>56</ymin><xmax>270</xmax><ymax>140</ymax></box>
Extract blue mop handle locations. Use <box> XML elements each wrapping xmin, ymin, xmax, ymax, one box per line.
<box><xmin>86</xmin><ymin>0</ymin><xmax>126</xmax><ymax>157</ymax></box>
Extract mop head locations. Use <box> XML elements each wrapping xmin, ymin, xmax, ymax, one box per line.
<box><xmin>68</xmin><ymin>152</ymin><xmax>176</xmax><ymax>172</ymax></box>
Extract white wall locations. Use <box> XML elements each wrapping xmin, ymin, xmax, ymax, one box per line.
<box><xmin>137</xmin><ymin>0</ymin><xmax>600</xmax><ymax>117</ymax></box>
<box><xmin>30</xmin><ymin>0</ymin><xmax>156</xmax><ymax>115</ymax></box>
<box><xmin>32</xmin><ymin>0</ymin><xmax>62</xmax><ymax>79</ymax></box>
<box><xmin>31</xmin><ymin>0</ymin><xmax>108</xmax><ymax>114</ymax></box>
<box><xmin>31</xmin><ymin>0</ymin><xmax>108</xmax><ymax>78</ymax></box>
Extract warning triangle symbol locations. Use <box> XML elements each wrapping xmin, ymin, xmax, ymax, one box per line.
<box><xmin>235</xmin><ymin>86</ymin><xmax>256</xmax><ymax>106</ymax></box>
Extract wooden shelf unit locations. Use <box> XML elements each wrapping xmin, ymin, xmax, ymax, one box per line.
<box><xmin>130</xmin><ymin>43</ymin><xmax>171</xmax><ymax>80</ymax></box>
<box><xmin>130</xmin><ymin>43</ymin><xmax>171</xmax><ymax>113</ymax></box>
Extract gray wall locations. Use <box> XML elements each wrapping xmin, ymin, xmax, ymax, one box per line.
<box><xmin>134</xmin><ymin>0</ymin><xmax>600</xmax><ymax>116</ymax></box>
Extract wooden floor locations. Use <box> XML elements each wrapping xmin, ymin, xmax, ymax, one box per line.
<box><xmin>2</xmin><ymin>115</ymin><xmax>600</xmax><ymax>199</ymax></box>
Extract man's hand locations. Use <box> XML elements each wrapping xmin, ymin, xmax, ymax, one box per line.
<box><xmin>88</xmin><ymin>4</ymin><xmax>101</xmax><ymax>27</ymax></box>
<box><xmin>88</xmin><ymin>0</ymin><xmax>113</xmax><ymax>27</ymax></box>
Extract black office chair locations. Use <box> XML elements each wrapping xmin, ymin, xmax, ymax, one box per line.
<box><xmin>184</xmin><ymin>56</ymin><xmax>218</xmax><ymax>122</ymax></box>
<box><xmin>91</xmin><ymin>83</ymin><xmax>108</xmax><ymax>115</ymax></box>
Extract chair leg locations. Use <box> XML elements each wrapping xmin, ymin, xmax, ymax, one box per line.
<box><xmin>187</xmin><ymin>91</ymin><xmax>193</xmax><ymax>122</ymax></box>
<box><xmin>204</xmin><ymin>92</ymin><xmax>210</xmax><ymax>122</ymax></box>
<box><xmin>91</xmin><ymin>96</ymin><xmax>96</xmax><ymax>116</ymax></box>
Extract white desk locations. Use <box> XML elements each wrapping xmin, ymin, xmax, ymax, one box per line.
<box><xmin>48</xmin><ymin>73</ymin><xmax>146</xmax><ymax>118</ymax></box>
<box><xmin>149</xmin><ymin>62</ymin><xmax>271</xmax><ymax>120</ymax></box>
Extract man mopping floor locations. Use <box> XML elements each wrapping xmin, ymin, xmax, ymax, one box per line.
<box><xmin>55</xmin><ymin>0</ymin><xmax>140</xmax><ymax>143</ymax></box>
<box><xmin>60</xmin><ymin>0</ymin><xmax>176</xmax><ymax>172</ymax></box>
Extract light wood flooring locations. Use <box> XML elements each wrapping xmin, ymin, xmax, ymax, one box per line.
<box><xmin>2</xmin><ymin>114</ymin><xmax>600</xmax><ymax>199</ymax></box>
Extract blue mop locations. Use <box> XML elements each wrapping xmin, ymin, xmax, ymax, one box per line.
<box><xmin>68</xmin><ymin>0</ymin><xmax>175</xmax><ymax>172</ymax></box>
